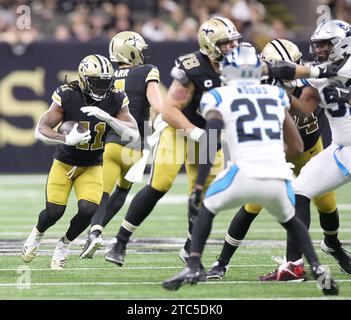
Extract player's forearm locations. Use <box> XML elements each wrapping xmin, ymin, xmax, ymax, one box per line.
<box><xmin>162</xmin><ymin>104</ymin><xmax>196</xmax><ymax>132</ymax></box>
<box><xmin>35</xmin><ymin>125</ymin><xmax>65</xmax><ymax>145</ymax></box>
<box><xmin>290</xmin><ymin>95</ymin><xmax>316</xmax><ymax>117</ymax></box>
<box><xmin>108</xmin><ymin>117</ymin><xmax>140</xmax><ymax>142</ymax></box>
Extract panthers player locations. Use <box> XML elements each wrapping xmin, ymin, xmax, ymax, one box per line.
<box><xmin>162</xmin><ymin>46</ymin><xmax>338</xmax><ymax>296</ymax></box>
<box><xmin>22</xmin><ymin>54</ymin><xmax>139</xmax><ymax>269</ymax></box>
<box><xmin>207</xmin><ymin>38</ymin><xmax>351</xmax><ymax>280</ymax></box>
<box><xmin>80</xmin><ymin>31</ymin><xmax>162</xmax><ymax>259</ymax></box>
<box><xmin>104</xmin><ymin>17</ymin><xmax>240</xmax><ymax>267</ymax></box>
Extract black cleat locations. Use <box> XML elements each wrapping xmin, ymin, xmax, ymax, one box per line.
<box><xmin>312</xmin><ymin>265</ymin><xmax>339</xmax><ymax>296</ymax></box>
<box><xmin>321</xmin><ymin>240</ymin><xmax>351</xmax><ymax>274</ymax></box>
<box><xmin>105</xmin><ymin>238</ymin><xmax>126</xmax><ymax>267</ymax></box>
<box><xmin>80</xmin><ymin>231</ymin><xmax>103</xmax><ymax>259</ymax></box>
<box><xmin>206</xmin><ymin>260</ymin><xmax>228</xmax><ymax>280</ymax></box>
<box><xmin>162</xmin><ymin>265</ymin><xmax>206</xmax><ymax>291</ymax></box>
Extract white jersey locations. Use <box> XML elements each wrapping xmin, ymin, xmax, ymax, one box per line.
<box><xmin>307</xmin><ymin>57</ymin><xmax>351</xmax><ymax>146</ymax></box>
<box><xmin>200</xmin><ymin>81</ymin><xmax>293</xmax><ymax>180</ymax></box>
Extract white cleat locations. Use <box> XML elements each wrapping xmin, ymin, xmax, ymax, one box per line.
<box><xmin>51</xmin><ymin>240</ymin><xmax>71</xmax><ymax>270</ymax></box>
<box><xmin>22</xmin><ymin>226</ymin><xmax>44</xmax><ymax>263</ymax></box>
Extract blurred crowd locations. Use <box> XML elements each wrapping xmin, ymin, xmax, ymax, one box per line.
<box><xmin>1</xmin><ymin>0</ymin><xmax>351</xmax><ymax>50</ymax></box>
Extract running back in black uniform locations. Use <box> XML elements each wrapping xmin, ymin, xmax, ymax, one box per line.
<box><xmin>53</xmin><ymin>83</ymin><xmax>128</xmax><ymax>166</ymax></box>
<box><xmin>22</xmin><ymin>53</ymin><xmax>140</xmax><ymax>269</ymax></box>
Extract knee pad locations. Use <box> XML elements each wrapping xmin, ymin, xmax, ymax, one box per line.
<box><xmin>78</xmin><ymin>200</ymin><xmax>98</xmax><ymax>217</ymax></box>
<box><xmin>313</xmin><ymin>192</ymin><xmax>337</xmax><ymax>213</ymax></box>
<box><xmin>46</xmin><ymin>202</ymin><xmax>66</xmax><ymax>221</ymax></box>
<box><xmin>244</xmin><ymin>203</ymin><xmax>263</xmax><ymax>214</ymax></box>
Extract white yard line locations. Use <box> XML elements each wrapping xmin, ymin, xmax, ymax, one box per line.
<box><xmin>0</xmin><ymin>279</ymin><xmax>350</xmax><ymax>287</ymax></box>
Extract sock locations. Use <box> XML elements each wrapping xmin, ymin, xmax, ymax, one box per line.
<box><xmin>319</xmin><ymin>209</ymin><xmax>340</xmax><ymax>248</ymax></box>
<box><xmin>90</xmin><ymin>192</ymin><xmax>109</xmax><ymax>227</ymax></box>
<box><xmin>219</xmin><ymin>206</ymin><xmax>258</xmax><ymax>264</ymax></box>
<box><xmin>116</xmin><ymin>185</ymin><xmax>165</xmax><ymax>243</ymax></box>
<box><xmin>282</xmin><ymin>215</ymin><xmax>320</xmax><ymax>268</ymax></box>
<box><xmin>187</xmin><ymin>255</ymin><xmax>201</xmax><ymax>269</ymax></box>
<box><xmin>65</xmin><ymin>200</ymin><xmax>98</xmax><ymax>241</ymax></box>
<box><xmin>37</xmin><ymin>202</ymin><xmax>66</xmax><ymax>233</ymax></box>
<box><xmin>286</xmin><ymin>195</ymin><xmax>311</xmax><ymax>261</ymax></box>
<box><xmin>102</xmin><ymin>186</ymin><xmax>130</xmax><ymax>227</ymax></box>
<box><xmin>190</xmin><ymin>205</ymin><xmax>215</xmax><ymax>255</ymax></box>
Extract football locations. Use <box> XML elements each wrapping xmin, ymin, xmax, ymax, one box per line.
<box><xmin>57</xmin><ymin>121</ymin><xmax>88</xmax><ymax>135</ymax></box>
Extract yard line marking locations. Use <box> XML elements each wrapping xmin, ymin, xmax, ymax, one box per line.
<box><xmin>0</xmin><ymin>279</ymin><xmax>350</xmax><ymax>287</ymax></box>
<box><xmin>0</xmin><ymin>263</ymin><xmax>340</xmax><ymax>271</ymax></box>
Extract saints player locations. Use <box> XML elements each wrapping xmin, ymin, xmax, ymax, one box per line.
<box><xmin>104</xmin><ymin>17</ymin><xmax>241</xmax><ymax>267</ymax></box>
<box><xmin>22</xmin><ymin>54</ymin><xmax>139</xmax><ymax>269</ymax></box>
<box><xmin>80</xmin><ymin>31</ymin><xmax>162</xmax><ymax>259</ymax></box>
<box><xmin>208</xmin><ymin>35</ymin><xmax>351</xmax><ymax>280</ymax></box>
<box><xmin>162</xmin><ymin>46</ymin><xmax>338</xmax><ymax>295</ymax></box>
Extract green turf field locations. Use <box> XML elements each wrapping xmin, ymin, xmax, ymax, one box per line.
<box><xmin>0</xmin><ymin>174</ymin><xmax>350</xmax><ymax>300</ymax></box>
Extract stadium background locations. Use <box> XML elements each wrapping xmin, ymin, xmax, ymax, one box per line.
<box><xmin>0</xmin><ymin>0</ymin><xmax>345</xmax><ymax>172</ymax></box>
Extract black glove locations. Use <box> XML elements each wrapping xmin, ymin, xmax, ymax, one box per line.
<box><xmin>323</xmin><ymin>85</ymin><xmax>351</xmax><ymax>104</ymax></box>
<box><xmin>188</xmin><ymin>188</ymin><xmax>202</xmax><ymax>224</ymax></box>
<box><xmin>267</xmin><ymin>60</ymin><xmax>297</xmax><ymax>80</ymax></box>
<box><xmin>314</xmin><ymin>64</ymin><xmax>340</xmax><ymax>78</ymax></box>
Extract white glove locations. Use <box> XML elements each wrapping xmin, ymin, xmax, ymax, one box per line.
<box><xmin>64</xmin><ymin>123</ymin><xmax>91</xmax><ymax>146</ymax></box>
<box><xmin>189</xmin><ymin>127</ymin><xmax>205</xmax><ymax>142</ymax></box>
<box><xmin>81</xmin><ymin>106</ymin><xmax>111</xmax><ymax>122</ymax></box>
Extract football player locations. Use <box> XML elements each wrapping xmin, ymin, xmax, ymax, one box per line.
<box><xmin>162</xmin><ymin>46</ymin><xmax>338</xmax><ymax>296</ymax></box>
<box><xmin>104</xmin><ymin>17</ymin><xmax>241</xmax><ymax>267</ymax></box>
<box><xmin>207</xmin><ymin>38</ymin><xmax>351</xmax><ymax>281</ymax></box>
<box><xmin>80</xmin><ymin>31</ymin><xmax>162</xmax><ymax>259</ymax></box>
<box><xmin>22</xmin><ymin>54</ymin><xmax>139</xmax><ymax>269</ymax></box>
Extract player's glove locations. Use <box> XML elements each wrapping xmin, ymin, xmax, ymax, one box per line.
<box><xmin>323</xmin><ymin>85</ymin><xmax>351</xmax><ymax>104</ymax></box>
<box><xmin>81</xmin><ymin>106</ymin><xmax>112</xmax><ymax>122</ymax></box>
<box><xmin>188</xmin><ymin>188</ymin><xmax>203</xmax><ymax>224</ymax></box>
<box><xmin>267</xmin><ymin>60</ymin><xmax>297</xmax><ymax>80</ymax></box>
<box><xmin>309</xmin><ymin>64</ymin><xmax>340</xmax><ymax>79</ymax></box>
<box><xmin>64</xmin><ymin>123</ymin><xmax>91</xmax><ymax>146</ymax></box>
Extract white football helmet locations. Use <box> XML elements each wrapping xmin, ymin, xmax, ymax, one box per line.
<box><xmin>220</xmin><ymin>46</ymin><xmax>262</xmax><ymax>85</ymax></box>
<box><xmin>310</xmin><ymin>19</ymin><xmax>351</xmax><ymax>62</ymax></box>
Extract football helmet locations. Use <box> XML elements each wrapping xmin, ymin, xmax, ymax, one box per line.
<box><xmin>198</xmin><ymin>17</ymin><xmax>242</xmax><ymax>61</ymax></box>
<box><xmin>78</xmin><ymin>54</ymin><xmax>114</xmax><ymax>101</ymax></box>
<box><xmin>220</xmin><ymin>46</ymin><xmax>262</xmax><ymax>85</ymax></box>
<box><xmin>109</xmin><ymin>31</ymin><xmax>148</xmax><ymax>66</ymax></box>
<box><xmin>261</xmin><ymin>39</ymin><xmax>302</xmax><ymax>64</ymax></box>
<box><xmin>310</xmin><ymin>19</ymin><xmax>351</xmax><ymax>62</ymax></box>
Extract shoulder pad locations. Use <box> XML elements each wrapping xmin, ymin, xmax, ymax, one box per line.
<box><xmin>170</xmin><ymin>66</ymin><xmax>190</xmax><ymax>85</ymax></box>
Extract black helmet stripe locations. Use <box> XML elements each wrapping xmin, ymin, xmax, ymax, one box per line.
<box><xmin>94</xmin><ymin>54</ymin><xmax>107</xmax><ymax>74</ymax></box>
<box><xmin>271</xmin><ymin>39</ymin><xmax>293</xmax><ymax>62</ymax></box>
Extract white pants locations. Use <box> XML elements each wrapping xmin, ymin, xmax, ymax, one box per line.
<box><xmin>203</xmin><ymin>165</ymin><xmax>295</xmax><ymax>223</ymax></box>
<box><xmin>292</xmin><ymin>142</ymin><xmax>351</xmax><ymax>199</ymax></box>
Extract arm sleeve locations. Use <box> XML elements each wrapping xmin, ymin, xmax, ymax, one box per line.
<box><xmin>145</xmin><ymin>66</ymin><xmax>160</xmax><ymax>83</ymax></box>
<box><xmin>200</xmin><ymin>89</ymin><xmax>221</xmax><ymax>117</ymax></box>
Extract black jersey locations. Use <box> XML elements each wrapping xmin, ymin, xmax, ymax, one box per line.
<box><xmin>106</xmin><ymin>64</ymin><xmax>160</xmax><ymax>148</ymax></box>
<box><xmin>292</xmin><ymin>86</ymin><xmax>325</xmax><ymax>151</ymax></box>
<box><xmin>172</xmin><ymin>51</ymin><xmax>221</xmax><ymax>129</ymax></box>
<box><xmin>52</xmin><ymin>84</ymin><xmax>128</xmax><ymax>166</ymax></box>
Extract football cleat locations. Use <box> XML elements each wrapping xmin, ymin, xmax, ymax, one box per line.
<box><xmin>206</xmin><ymin>260</ymin><xmax>228</xmax><ymax>280</ymax></box>
<box><xmin>259</xmin><ymin>256</ymin><xmax>307</xmax><ymax>282</ymax></box>
<box><xmin>179</xmin><ymin>247</ymin><xmax>189</xmax><ymax>263</ymax></box>
<box><xmin>312</xmin><ymin>265</ymin><xmax>339</xmax><ymax>296</ymax></box>
<box><xmin>80</xmin><ymin>231</ymin><xmax>104</xmax><ymax>259</ymax></box>
<box><xmin>51</xmin><ymin>240</ymin><xmax>71</xmax><ymax>270</ymax></box>
<box><xmin>22</xmin><ymin>226</ymin><xmax>44</xmax><ymax>263</ymax></box>
<box><xmin>321</xmin><ymin>240</ymin><xmax>351</xmax><ymax>275</ymax></box>
<box><xmin>162</xmin><ymin>265</ymin><xmax>206</xmax><ymax>291</ymax></box>
<box><xmin>105</xmin><ymin>238</ymin><xmax>126</xmax><ymax>267</ymax></box>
